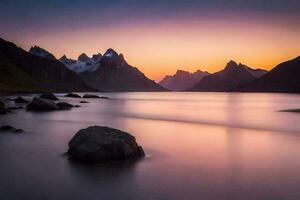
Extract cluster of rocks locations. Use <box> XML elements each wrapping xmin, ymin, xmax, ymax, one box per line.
<box><xmin>1</xmin><ymin>93</ymin><xmax>145</xmax><ymax>166</ymax></box>
<box><xmin>26</xmin><ymin>97</ymin><xmax>78</xmax><ymax>111</ymax></box>
<box><xmin>65</xmin><ymin>93</ymin><xmax>109</xmax><ymax>99</ymax></box>
<box><xmin>1</xmin><ymin>93</ymin><xmax>110</xmax><ymax>114</ymax></box>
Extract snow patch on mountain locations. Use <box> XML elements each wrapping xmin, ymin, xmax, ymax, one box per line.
<box><xmin>59</xmin><ymin>54</ymin><xmax>102</xmax><ymax>73</ymax></box>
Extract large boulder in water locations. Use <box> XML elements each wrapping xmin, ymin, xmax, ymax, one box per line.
<box><xmin>26</xmin><ymin>97</ymin><xmax>59</xmax><ymax>111</ymax></box>
<box><xmin>67</xmin><ymin>126</ymin><xmax>145</xmax><ymax>163</ymax></box>
<box><xmin>39</xmin><ymin>93</ymin><xmax>59</xmax><ymax>101</ymax></box>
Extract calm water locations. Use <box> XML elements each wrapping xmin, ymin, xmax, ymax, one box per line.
<box><xmin>1</xmin><ymin>92</ymin><xmax>300</xmax><ymax>200</ymax></box>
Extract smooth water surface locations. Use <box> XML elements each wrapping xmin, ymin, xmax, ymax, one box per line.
<box><xmin>1</xmin><ymin>92</ymin><xmax>300</xmax><ymax>200</ymax></box>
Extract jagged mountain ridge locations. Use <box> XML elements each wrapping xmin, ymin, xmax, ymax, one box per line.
<box><xmin>79</xmin><ymin>49</ymin><xmax>167</xmax><ymax>92</ymax></box>
<box><xmin>159</xmin><ymin>69</ymin><xmax>210</xmax><ymax>91</ymax></box>
<box><xmin>233</xmin><ymin>56</ymin><xmax>300</xmax><ymax>93</ymax></box>
<box><xmin>187</xmin><ymin>61</ymin><xmax>259</xmax><ymax>92</ymax></box>
<box><xmin>59</xmin><ymin>53</ymin><xmax>102</xmax><ymax>73</ymax></box>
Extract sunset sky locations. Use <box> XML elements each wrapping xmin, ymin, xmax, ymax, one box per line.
<box><xmin>0</xmin><ymin>0</ymin><xmax>300</xmax><ymax>81</ymax></box>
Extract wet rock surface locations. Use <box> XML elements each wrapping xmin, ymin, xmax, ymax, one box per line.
<box><xmin>26</xmin><ymin>97</ymin><xmax>59</xmax><ymax>111</ymax></box>
<box><xmin>68</xmin><ymin>126</ymin><xmax>145</xmax><ymax>163</ymax></box>
<box><xmin>39</xmin><ymin>93</ymin><xmax>59</xmax><ymax>101</ymax></box>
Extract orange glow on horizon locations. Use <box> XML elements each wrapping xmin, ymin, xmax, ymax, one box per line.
<box><xmin>17</xmin><ymin>18</ymin><xmax>300</xmax><ymax>81</ymax></box>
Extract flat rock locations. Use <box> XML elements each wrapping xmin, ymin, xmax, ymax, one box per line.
<box><xmin>82</xmin><ymin>94</ymin><xmax>100</xmax><ymax>98</ymax></box>
<box><xmin>65</xmin><ymin>93</ymin><xmax>81</xmax><ymax>98</ymax></box>
<box><xmin>39</xmin><ymin>93</ymin><xmax>59</xmax><ymax>101</ymax></box>
<box><xmin>26</xmin><ymin>97</ymin><xmax>59</xmax><ymax>111</ymax></box>
<box><xmin>68</xmin><ymin>126</ymin><xmax>145</xmax><ymax>163</ymax></box>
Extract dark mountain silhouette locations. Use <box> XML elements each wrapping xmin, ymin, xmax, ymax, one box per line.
<box><xmin>29</xmin><ymin>46</ymin><xmax>56</xmax><ymax>60</ymax></box>
<box><xmin>59</xmin><ymin>55</ymin><xmax>77</xmax><ymax>65</ymax></box>
<box><xmin>78</xmin><ymin>53</ymin><xmax>90</xmax><ymax>62</ymax></box>
<box><xmin>159</xmin><ymin>70</ymin><xmax>210</xmax><ymax>91</ymax></box>
<box><xmin>0</xmin><ymin>38</ymin><xmax>94</xmax><ymax>93</ymax></box>
<box><xmin>80</xmin><ymin>49</ymin><xmax>167</xmax><ymax>92</ymax></box>
<box><xmin>186</xmin><ymin>61</ymin><xmax>257</xmax><ymax>92</ymax></box>
<box><xmin>234</xmin><ymin>56</ymin><xmax>300</xmax><ymax>93</ymax></box>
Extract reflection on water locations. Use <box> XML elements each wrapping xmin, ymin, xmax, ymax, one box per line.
<box><xmin>1</xmin><ymin>92</ymin><xmax>300</xmax><ymax>200</ymax></box>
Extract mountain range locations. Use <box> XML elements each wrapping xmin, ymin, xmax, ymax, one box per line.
<box><xmin>159</xmin><ymin>70</ymin><xmax>210</xmax><ymax>91</ymax></box>
<box><xmin>77</xmin><ymin>49</ymin><xmax>166</xmax><ymax>92</ymax></box>
<box><xmin>1</xmin><ymin>37</ymin><xmax>300</xmax><ymax>94</ymax></box>
<box><xmin>186</xmin><ymin>61</ymin><xmax>267</xmax><ymax>92</ymax></box>
<box><xmin>234</xmin><ymin>56</ymin><xmax>300</xmax><ymax>93</ymax></box>
<box><xmin>25</xmin><ymin>41</ymin><xmax>165</xmax><ymax>92</ymax></box>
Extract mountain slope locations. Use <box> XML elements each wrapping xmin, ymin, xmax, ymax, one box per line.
<box><xmin>234</xmin><ymin>56</ymin><xmax>300</xmax><ymax>93</ymax></box>
<box><xmin>159</xmin><ymin>70</ymin><xmax>210</xmax><ymax>91</ymax></box>
<box><xmin>0</xmin><ymin>38</ymin><xmax>94</xmax><ymax>93</ymax></box>
<box><xmin>29</xmin><ymin>46</ymin><xmax>56</xmax><ymax>60</ymax></box>
<box><xmin>0</xmin><ymin>56</ymin><xmax>43</xmax><ymax>93</ymax></box>
<box><xmin>241</xmin><ymin>64</ymin><xmax>268</xmax><ymax>78</ymax></box>
<box><xmin>187</xmin><ymin>61</ymin><xmax>257</xmax><ymax>92</ymax></box>
<box><xmin>80</xmin><ymin>49</ymin><xmax>166</xmax><ymax>92</ymax></box>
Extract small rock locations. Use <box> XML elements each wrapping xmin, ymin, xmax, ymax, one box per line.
<box><xmin>65</xmin><ymin>93</ymin><xmax>81</xmax><ymax>98</ymax></box>
<box><xmin>13</xmin><ymin>97</ymin><xmax>29</xmax><ymax>103</ymax></box>
<box><xmin>57</xmin><ymin>102</ymin><xmax>74</xmax><ymax>110</ymax></box>
<box><xmin>39</xmin><ymin>93</ymin><xmax>59</xmax><ymax>101</ymax></box>
<box><xmin>82</xmin><ymin>94</ymin><xmax>100</xmax><ymax>98</ymax></box>
<box><xmin>26</xmin><ymin>97</ymin><xmax>59</xmax><ymax>111</ymax></box>
<box><xmin>74</xmin><ymin>105</ymin><xmax>81</xmax><ymax>108</ymax></box>
<box><xmin>100</xmin><ymin>96</ymin><xmax>109</xmax><ymax>99</ymax></box>
<box><xmin>0</xmin><ymin>125</ymin><xmax>23</xmax><ymax>133</ymax></box>
<box><xmin>79</xmin><ymin>101</ymin><xmax>90</xmax><ymax>104</ymax></box>
<box><xmin>14</xmin><ymin>129</ymin><xmax>24</xmax><ymax>133</ymax></box>
<box><xmin>68</xmin><ymin>126</ymin><xmax>145</xmax><ymax>163</ymax></box>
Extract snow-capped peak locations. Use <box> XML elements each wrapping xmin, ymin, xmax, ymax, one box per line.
<box><xmin>104</xmin><ymin>48</ymin><xmax>118</xmax><ymax>58</ymax></box>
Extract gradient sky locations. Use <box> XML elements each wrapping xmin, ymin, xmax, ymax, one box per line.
<box><xmin>0</xmin><ymin>0</ymin><xmax>300</xmax><ymax>81</ymax></box>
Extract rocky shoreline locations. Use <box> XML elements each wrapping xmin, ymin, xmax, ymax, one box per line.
<box><xmin>0</xmin><ymin>93</ymin><xmax>145</xmax><ymax>165</ymax></box>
